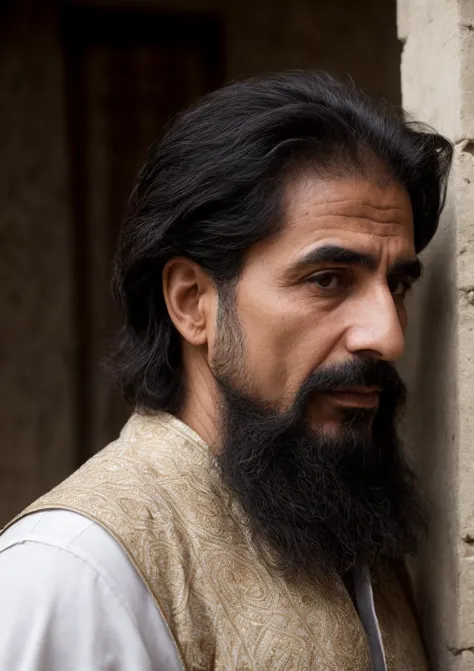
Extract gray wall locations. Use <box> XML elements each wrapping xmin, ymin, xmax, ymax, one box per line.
<box><xmin>399</xmin><ymin>0</ymin><xmax>474</xmax><ymax>667</ymax></box>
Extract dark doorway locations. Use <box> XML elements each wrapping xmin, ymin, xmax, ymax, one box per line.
<box><xmin>63</xmin><ymin>6</ymin><xmax>225</xmax><ymax>463</ymax></box>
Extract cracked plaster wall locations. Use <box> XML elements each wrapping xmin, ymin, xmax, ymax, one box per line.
<box><xmin>398</xmin><ymin>0</ymin><xmax>474</xmax><ymax>668</ymax></box>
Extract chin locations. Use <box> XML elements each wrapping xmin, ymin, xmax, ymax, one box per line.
<box><xmin>305</xmin><ymin>414</ymin><xmax>341</xmax><ymax>437</ymax></box>
<box><xmin>306</xmin><ymin>406</ymin><xmax>376</xmax><ymax>436</ymax></box>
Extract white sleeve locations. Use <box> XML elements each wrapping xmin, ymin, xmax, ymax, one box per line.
<box><xmin>0</xmin><ymin>541</ymin><xmax>154</xmax><ymax>671</ymax></box>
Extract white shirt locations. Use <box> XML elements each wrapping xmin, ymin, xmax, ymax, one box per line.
<box><xmin>0</xmin><ymin>510</ymin><xmax>182</xmax><ymax>671</ymax></box>
<box><xmin>0</xmin><ymin>510</ymin><xmax>387</xmax><ymax>670</ymax></box>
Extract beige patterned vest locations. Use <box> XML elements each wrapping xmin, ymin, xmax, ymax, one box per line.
<box><xmin>3</xmin><ymin>413</ymin><xmax>428</xmax><ymax>670</ymax></box>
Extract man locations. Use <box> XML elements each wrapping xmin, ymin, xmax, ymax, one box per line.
<box><xmin>0</xmin><ymin>72</ymin><xmax>452</xmax><ymax>670</ymax></box>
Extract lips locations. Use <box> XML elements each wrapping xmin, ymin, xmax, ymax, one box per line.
<box><xmin>324</xmin><ymin>387</ymin><xmax>381</xmax><ymax>409</ymax></box>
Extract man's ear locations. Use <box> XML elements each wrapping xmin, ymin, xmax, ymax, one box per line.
<box><xmin>162</xmin><ymin>257</ymin><xmax>216</xmax><ymax>347</ymax></box>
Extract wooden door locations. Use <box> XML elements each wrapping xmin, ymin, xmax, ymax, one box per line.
<box><xmin>63</xmin><ymin>6</ymin><xmax>224</xmax><ymax>462</ymax></box>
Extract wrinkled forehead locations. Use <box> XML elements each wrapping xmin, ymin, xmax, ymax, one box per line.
<box><xmin>284</xmin><ymin>174</ymin><xmax>413</xmax><ymax>233</ymax></box>
<box><xmin>241</xmin><ymin>175</ymin><xmax>416</xmax><ymax>278</ymax></box>
<box><xmin>274</xmin><ymin>175</ymin><xmax>414</xmax><ymax>259</ymax></box>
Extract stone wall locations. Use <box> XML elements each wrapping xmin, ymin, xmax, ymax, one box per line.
<box><xmin>398</xmin><ymin>0</ymin><xmax>474</xmax><ymax>668</ymax></box>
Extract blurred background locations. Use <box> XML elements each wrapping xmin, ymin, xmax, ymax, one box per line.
<box><xmin>0</xmin><ymin>0</ymin><xmax>401</xmax><ymax>524</ymax></box>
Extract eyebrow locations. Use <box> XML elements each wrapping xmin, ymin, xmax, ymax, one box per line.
<box><xmin>293</xmin><ymin>244</ymin><xmax>423</xmax><ymax>279</ymax></box>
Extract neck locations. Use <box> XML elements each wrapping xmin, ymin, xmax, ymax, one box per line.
<box><xmin>177</xmin><ymin>360</ymin><xmax>220</xmax><ymax>450</ymax></box>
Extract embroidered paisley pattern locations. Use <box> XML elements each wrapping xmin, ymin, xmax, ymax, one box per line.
<box><xmin>4</xmin><ymin>412</ymin><xmax>428</xmax><ymax>670</ymax></box>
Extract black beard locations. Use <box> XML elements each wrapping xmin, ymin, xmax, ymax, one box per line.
<box><xmin>215</xmin><ymin>357</ymin><xmax>426</xmax><ymax>579</ymax></box>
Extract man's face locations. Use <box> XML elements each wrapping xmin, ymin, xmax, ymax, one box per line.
<box><xmin>215</xmin><ymin>175</ymin><xmax>417</xmax><ymax>428</ymax></box>
<box><xmin>210</xmin><ymin>175</ymin><xmax>424</xmax><ymax>576</ymax></box>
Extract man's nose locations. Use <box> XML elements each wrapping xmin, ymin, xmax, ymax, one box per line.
<box><xmin>345</xmin><ymin>288</ymin><xmax>406</xmax><ymax>362</ymax></box>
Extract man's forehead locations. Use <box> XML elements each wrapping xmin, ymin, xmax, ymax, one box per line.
<box><xmin>262</xmin><ymin>174</ymin><xmax>415</xmax><ymax>258</ymax></box>
<box><xmin>282</xmin><ymin>175</ymin><xmax>414</xmax><ymax>232</ymax></box>
<box><xmin>241</xmin><ymin>176</ymin><xmax>416</xmax><ymax>273</ymax></box>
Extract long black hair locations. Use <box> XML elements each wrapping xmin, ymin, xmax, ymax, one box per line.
<box><xmin>107</xmin><ymin>71</ymin><xmax>453</xmax><ymax>413</ymax></box>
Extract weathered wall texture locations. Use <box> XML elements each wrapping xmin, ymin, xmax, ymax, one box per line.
<box><xmin>0</xmin><ymin>2</ymin><xmax>76</xmax><ymax>523</ymax></box>
<box><xmin>398</xmin><ymin>0</ymin><xmax>474</xmax><ymax>668</ymax></box>
<box><xmin>75</xmin><ymin>0</ymin><xmax>401</xmax><ymax>102</ymax></box>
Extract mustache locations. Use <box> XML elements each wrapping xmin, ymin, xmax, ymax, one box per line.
<box><xmin>295</xmin><ymin>358</ymin><xmax>406</xmax><ymax>408</ymax></box>
<box><xmin>217</xmin><ymin>357</ymin><xmax>406</xmax><ymax>442</ymax></box>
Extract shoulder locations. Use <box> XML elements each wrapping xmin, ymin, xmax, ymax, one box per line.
<box><xmin>0</xmin><ymin>509</ymin><xmax>141</xmax><ymax>613</ymax></box>
<box><xmin>0</xmin><ymin>509</ymin><xmax>181</xmax><ymax>671</ymax></box>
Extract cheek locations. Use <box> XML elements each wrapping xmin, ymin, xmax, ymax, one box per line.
<box><xmin>238</xmin><ymin>298</ymin><xmax>298</xmax><ymax>376</ymax></box>
<box><xmin>236</xmin><ymin>287</ymin><xmax>340</xmax><ymax>395</ymax></box>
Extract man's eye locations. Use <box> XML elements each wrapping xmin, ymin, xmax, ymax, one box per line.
<box><xmin>389</xmin><ymin>278</ymin><xmax>412</xmax><ymax>297</ymax></box>
<box><xmin>307</xmin><ymin>272</ymin><xmax>343</xmax><ymax>290</ymax></box>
